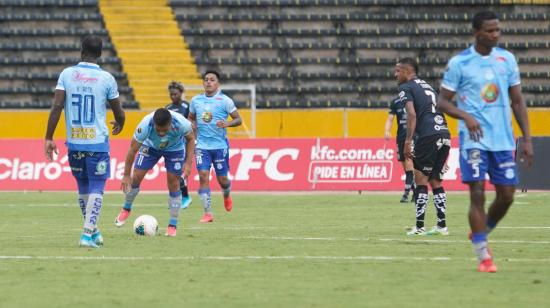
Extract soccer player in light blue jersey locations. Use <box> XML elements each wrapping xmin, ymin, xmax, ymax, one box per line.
<box><xmin>188</xmin><ymin>70</ymin><xmax>242</xmax><ymax>223</ymax></box>
<box><xmin>115</xmin><ymin>108</ymin><xmax>195</xmax><ymax>237</ymax></box>
<box><xmin>438</xmin><ymin>11</ymin><xmax>533</xmax><ymax>273</ymax></box>
<box><xmin>44</xmin><ymin>35</ymin><xmax>125</xmax><ymax>248</ymax></box>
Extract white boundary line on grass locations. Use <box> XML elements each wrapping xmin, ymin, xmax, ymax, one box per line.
<box><xmin>1</xmin><ymin>255</ymin><xmax>550</xmax><ymax>263</ymax></box>
<box><xmin>241</xmin><ymin>236</ymin><xmax>550</xmax><ymax>245</ymax></box>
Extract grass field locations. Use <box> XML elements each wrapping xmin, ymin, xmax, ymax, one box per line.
<box><xmin>1</xmin><ymin>191</ymin><xmax>549</xmax><ymax>307</ymax></box>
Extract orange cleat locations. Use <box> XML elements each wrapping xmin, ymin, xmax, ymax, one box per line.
<box><xmin>478</xmin><ymin>258</ymin><xmax>498</xmax><ymax>273</ymax></box>
<box><xmin>165</xmin><ymin>225</ymin><xmax>177</xmax><ymax>237</ymax></box>
<box><xmin>223</xmin><ymin>196</ymin><xmax>233</xmax><ymax>212</ymax></box>
<box><xmin>200</xmin><ymin>213</ymin><xmax>214</xmax><ymax>223</ymax></box>
<box><xmin>115</xmin><ymin>208</ymin><xmax>131</xmax><ymax>227</ymax></box>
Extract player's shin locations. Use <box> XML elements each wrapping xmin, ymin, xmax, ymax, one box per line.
<box><xmin>168</xmin><ymin>191</ymin><xmax>183</xmax><ymax>227</ymax></box>
<box><xmin>124</xmin><ymin>185</ymin><xmax>140</xmax><ymax>210</ymax></box>
<box><xmin>199</xmin><ymin>188</ymin><xmax>212</xmax><ymax>213</ymax></box>
<box><xmin>84</xmin><ymin>192</ymin><xmax>103</xmax><ymax>234</ymax></box>
<box><xmin>221</xmin><ymin>182</ymin><xmax>231</xmax><ymax>199</ymax></box>
<box><xmin>433</xmin><ymin>187</ymin><xmax>447</xmax><ymax>228</ymax></box>
<box><xmin>78</xmin><ymin>194</ymin><xmax>88</xmax><ymax>219</ymax></box>
<box><xmin>415</xmin><ymin>185</ymin><xmax>429</xmax><ymax>229</ymax></box>
<box><xmin>179</xmin><ymin>177</ymin><xmax>189</xmax><ymax>198</ymax></box>
<box><xmin>404</xmin><ymin>171</ymin><xmax>414</xmax><ymax>195</ymax></box>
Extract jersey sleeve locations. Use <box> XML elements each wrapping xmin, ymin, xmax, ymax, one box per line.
<box><xmin>224</xmin><ymin>97</ymin><xmax>237</xmax><ymax>114</ymax></box>
<box><xmin>106</xmin><ymin>74</ymin><xmax>119</xmax><ymax>100</ymax></box>
<box><xmin>441</xmin><ymin>57</ymin><xmax>461</xmax><ymax>92</ymax></box>
<box><xmin>388</xmin><ymin>100</ymin><xmax>397</xmax><ymax>115</ymax></box>
<box><xmin>189</xmin><ymin>99</ymin><xmax>196</xmax><ymax>115</ymax></box>
<box><xmin>398</xmin><ymin>84</ymin><xmax>413</xmax><ymax>104</ymax></box>
<box><xmin>55</xmin><ymin>69</ymin><xmax>67</xmax><ymax>91</ymax></box>
<box><xmin>180</xmin><ymin>118</ymin><xmax>193</xmax><ymax>136</ymax></box>
<box><xmin>133</xmin><ymin>118</ymin><xmax>150</xmax><ymax>144</ymax></box>
<box><xmin>507</xmin><ymin>53</ymin><xmax>521</xmax><ymax>87</ymax></box>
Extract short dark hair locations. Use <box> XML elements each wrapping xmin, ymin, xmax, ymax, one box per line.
<box><xmin>398</xmin><ymin>57</ymin><xmax>418</xmax><ymax>74</ymax></box>
<box><xmin>153</xmin><ymin>108</ymin><xmax>172</xmax><ymax>126</ymax></box>
<box><xmin>168</xmin><ymin>81</ymin><xmax>184</xmax><ymax>92</ymax></box>
<box><xmin>472</xmin><ymin>11</ymin><xmax>498</xmax><ymax>30</ymax></box>
<box><xmin>81</xmin><ymin>35</ymin><xmax>102</xmax><ymax>58</ymax></box>
<box><xmin>202</xmin><ymin>70</ymin><xmax>220</xmax><ymax>81</ymax></box>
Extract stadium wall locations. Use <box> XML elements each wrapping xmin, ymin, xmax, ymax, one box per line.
<box><xmin>1</xmin><ymin>109</ymin><xmax>549</xmax><ymax>138</ymax></box>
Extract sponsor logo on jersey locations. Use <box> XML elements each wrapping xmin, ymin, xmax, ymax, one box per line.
<box><xmin>201</xmin><ymin>111</ymin><xmax>213</xmax><ymax>123</ymax></box>
<box><xmin>95</xmin><ymin>161</ymin><xmax>107</xmax><ymax>175</ymax></box>
<box><xmin>72</xmin><ymin>71</ymin><xmax>98</xmax><ymax>83</ymax></box>
<box><xmin>481</xmin><ymin>83</ymin><xmax>499</xmax><ymax>103</ymax></box>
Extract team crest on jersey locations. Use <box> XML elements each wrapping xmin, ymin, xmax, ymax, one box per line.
<box><xmin>159</xmin><ymin>141</ymin><xmax>168</xmax><ymax>149</ymax></box>
<box><xmin>481</xmin><ymin>83</ymin><xmax>499</xmax><ymax>103</ymax></box>
<box><xmin>95</xmin><ymin>161</ymin><xmax>107</xmax><ymax>175</ymax></box>
<box><xmin>202</xmin><ymin>111</ymin><xmax>213</xmax><ymax>123</ymax></box>
<box><xmin>434</xmin><ymin>115</ymin><xmax>444</xmax><ymax>125</ymax></box>
<box><xmin>398</xmin><ymin>91</ymin><xmax>405</xmax><ymax>98</ymax></box>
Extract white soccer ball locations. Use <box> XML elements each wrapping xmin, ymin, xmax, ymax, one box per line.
<box><xmin>133</xmin><ymin>215</ymin><xmax>158</xmax><ymax>236</ymax></box>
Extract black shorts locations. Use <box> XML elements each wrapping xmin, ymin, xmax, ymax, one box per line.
<box><xmin>413</xmin><ymin>134</ymin><xmax>450</xmax><ymax>180</ymax></box>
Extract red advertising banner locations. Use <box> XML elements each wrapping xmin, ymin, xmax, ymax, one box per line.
<box><xmin>0</xmin><ymin>138</ymin><xmax>468</xmax><ymax>191</ymax></box>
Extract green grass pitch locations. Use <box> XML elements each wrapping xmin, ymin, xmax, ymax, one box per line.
<box><xmin>1</xmin><ymin>191</ymin><xmax>549</xmax><ymax>307</ymax></box>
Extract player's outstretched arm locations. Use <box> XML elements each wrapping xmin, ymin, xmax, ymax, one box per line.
<box><xmin>121</xmin><ymin>138</ymin><xmax>141</xmax><ymax>193</ymax></box>
<box><xmin>403</xmin><ymin>101</ymin><xmax>416</xmax><ymax>159</ymax></box>
<box><xmin>109</xmin><ymin>98</ymin><xmax>125</xmax><ymax>135</ymax></box>
<box><xmin>44</xmin><ymin>89</ymin><xmax>65</xmax><ymax>161</ymax></box>
<box><xmin>509</xmin><ymin>85</ymin><xmax>534</xmax><ymax>167</ymax></box>
<box><xmin>438</xmin><ymin>87</ymin><xmax>483</xmax><ymax>142</ymax></box>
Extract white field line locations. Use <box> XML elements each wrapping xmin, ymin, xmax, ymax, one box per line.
<box><xmin>241</xmin><ymin>236</ymin><xmax>550</xmax><ymax>245</ymax></box>
<box><xmin>1</xmin><ymin>255</ymin><xmax>550</xmax><ymax>263</ymax></box>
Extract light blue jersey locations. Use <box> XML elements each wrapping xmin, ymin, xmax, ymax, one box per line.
<box><xmin>441</xmin><ymin>45</ymin><xmax>521</xmax><ymax>151</ymax></box>
<box><xmin>56</xmin><ymin>62</ymin><xmax>119</xmax><ymax>152</ymax></box>
<box><xmin>190</xmin><ymin>91</ymin><xmax>237</xmax><ymax>150</ymax></box>
<box><xmin>134</xmin><ymin>110</ymin><xmax>192</xmax><ymax>151</ymax></box>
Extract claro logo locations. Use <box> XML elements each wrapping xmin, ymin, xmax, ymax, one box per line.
<box><xmin>0</xmin><ymin>156</ymin><xmax>71</xmax><ymax>180</ymax></box>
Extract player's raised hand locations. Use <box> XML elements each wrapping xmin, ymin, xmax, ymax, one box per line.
<box><xmin>519</xmin><ymin>138</ymin><xmax>534</xmax><ymax>168</ymax></box>
<box><xmin>121</xmin><ymin>175</ymin><xmax>132</xmax><ymax>193</ymax></box>
<box><xmin>464</xmin><ymin>115</ymin><xmax>483</xmax><ymax>142</ymax></box>
<box><xmin>44</xmin><ymin>140</ymin><xmax>58</xmax><ymax>162</ymax></box>
<box><xmin>111</xmin><ymin>121</ymin><xmax>123</xmax><ymax>135</ymax></box>
<box><xmin>216</xmin><ymin>120</ymin><xmax>227</xmax><ymax>128</ymax></box>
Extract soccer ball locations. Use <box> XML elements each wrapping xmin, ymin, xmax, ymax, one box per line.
<box><xmin>133</xmin><ymin>215</ymin><xmax>158</xmax><ymax>236</ymax></box>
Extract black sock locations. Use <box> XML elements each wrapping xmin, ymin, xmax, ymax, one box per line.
<box><xmin>433</xmin><ymin>187</ymin><xmax>447</xmax><ymax>228</ymax></box>
<box><xmin>404</xmin><ymin>171</ymin><xmax>414</xmax><ymax>195</ymax></box>
<box><xmin>179</xmin><ymin>177</ymin><xmax>189</xmax><ymax>198</ymax></box>
<box><xmin>415</xmin><ymin>185</ymin><xmax>429</xmax><ymax>229</ymax></box>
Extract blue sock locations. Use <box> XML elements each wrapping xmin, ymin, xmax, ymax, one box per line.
<box><xmin>487</xmin><ymin>218</ymin><xmax>497</xmax><ymax>233</ymax></box>
<box><xmin>199</xmin><ymin>188</ymin><xmax>212</xmax><ymax>213</ymax></box>
<box><xmin>471</xmin><ymin>232</ymin><xmax>490</xmax><ymax>262</ymax></box>
<box><xmin>168</xmin><ymin>191</ymin><xmax>182</xmax><ymax>227</ymax></box>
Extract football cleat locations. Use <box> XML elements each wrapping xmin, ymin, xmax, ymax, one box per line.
<box><xmin>91</xmin><ymin>230</ymin><xmax>104</xmax><ymax>246</ymax></box>
<box><xmin>165</xmin><ymin>225</ymin><xmax>177</xmax><ymax>237</ymax></box>
<box><xmin>223</xmin><ymin>196</ymin><xmax>233</xmax><ymax>212</ymax></box>
<box><xmin>400</xmin><ymin>194</ymin><xmax>409</xmax><ymax>203</ymax></box>
<box><xmin>478</xmin><ymin>258</ymin><xmax>498</xmax><ymax>273</ymax></box>
<box><xmin>79</xmin><ymin>234</ymin><xmax>99</xmax><ymax>248</ymax></box>
<box><xmin>406</xmin><ymin>227</ymin><xmax>426</xmax><ymax>236</ymax></box>
<box><xmin>200</xmin><ymin>213</ymin><xmax>214</xmax><ymax>223</ymax></box>
<box><xmin>426</xmin><ymin>226</ymin><xmax>449</xmax><ymax>236</ymax></box>
<box><xmin>181</xmin><ymin>196</ymin><xmax>192</xmax><ymax>210</ymax></box>
<box><xmin>115</xmin><ymin>208</ymin><xmax>131</xmax><ymax>227</ymax></box>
